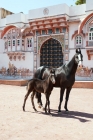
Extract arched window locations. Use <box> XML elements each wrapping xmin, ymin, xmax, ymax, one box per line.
<box><xmin>88</xmin><ymin>27</ymin><xmax>93</xmax><ymax>41</ymax></box>
<box><xmin>27</xmin><ymin>38</ymin><xmax>32</xmax><ymax>47</ymax></box>
<box><xmin>26</xmin><ymin>37</ymin><xmax>33</xmax><ymax>51</ymax></box>
<box><xmin>75</xmin><ymin>35</ymin><xmax>82</xmax><ymax>47</ymax></box>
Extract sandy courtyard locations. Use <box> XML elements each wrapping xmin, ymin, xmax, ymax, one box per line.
<box><xmin>0</xmin><ymin>85</ymin><xmax>93</xmax><ymax>140</ymax></box>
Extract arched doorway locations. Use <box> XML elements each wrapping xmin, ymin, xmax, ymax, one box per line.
<box><xmin>40</xmin><ymin>38</ymin><xmax>63</xmax><ymax>68</ymax></box>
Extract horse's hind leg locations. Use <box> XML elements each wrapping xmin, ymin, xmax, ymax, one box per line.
<box><xmin>35</xmin><ymin>92</ymin><xmax>43</xmax><ymax>108</ymax></box>
<box><xmin>23</xmin><ymin>89</ymin><xmax>31</xmax><ymax>111</ymax></box>
<box><xmin>64</xmin><ymin>87</ymin><xmax>71</xmax><ymax>112</ymax></box>
<box><xmin>31</xmin><ymin>91</ymin><xmax>37</xmax><ymax>112</ymax></box>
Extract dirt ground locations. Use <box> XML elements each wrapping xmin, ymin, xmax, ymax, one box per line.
<box><xmin>0</xmin><ymin>85</ymin><xmax>93</xmax><ymax>140</ymax></box>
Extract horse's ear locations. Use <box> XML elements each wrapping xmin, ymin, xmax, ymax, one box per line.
<box><xmin>50</xmin><ymin>69</ymin><xmax>55</xmax><ymax>74</ymax></box>
<box><xmin>76</xmin><ymin>48</ymin><xmax>81</xmax><ymax>54</ymax></box>
<box><xmin>76</xmin><ymin>49</ymin><xmax>78</xmax><ymax>53</ymax></box>
<box><xmin>79</xmin><ymin>48</ymin><xmax>81</xmax><ymax>53</ymax></box>
<box><xmin>50</xmin><ymin>69</ymin><xmax>52</xmax><ymax>73</ymax></box>
<box><xmin>50</xmin><ymin>69</ymin><xmax>53</xmax><ymax>74</ymax></box>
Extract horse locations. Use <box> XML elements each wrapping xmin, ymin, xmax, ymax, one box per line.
<box><xmin>33</xmin><ymin>48</ymin><xmax>83</xmax><ymax>112</ymax></box>
<box><xmin>22</xmin><ymin>69</ymin><xmax>55</xmax><ymax>113</ymax></box>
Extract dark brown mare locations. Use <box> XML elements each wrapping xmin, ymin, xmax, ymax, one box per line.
<box><xmin>23</xmin><ymin>69</ymin><xmax>55</xmax><ymax>113</ymax></box>
<box><xmin>33</xmin><ymin>48</ymin><xmax>83</xmax><ymax>112</ymax></box>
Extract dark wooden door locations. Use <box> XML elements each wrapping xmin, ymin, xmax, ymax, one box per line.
<box><xmin>40</xmin><ymin>38</ymin><xmax>63</xmax><ymax>68</ymax></box>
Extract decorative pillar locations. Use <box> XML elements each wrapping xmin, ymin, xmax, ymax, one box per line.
<box><xmin>33</xmin><ymin>35</ymin><xmax>37</xmax><ymax>72</ymax></box>
<box><xmin>86</xmin><ymin>33</ymin><xmax>88</xmax><ymax>46</ymax></box>
<box><xmin>64</xmin><ymin>32</ymin><xmax>69</xmax><ymax>62</ymax></box>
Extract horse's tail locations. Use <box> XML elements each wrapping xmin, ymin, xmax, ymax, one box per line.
<box><xmin>26</xmin><ymin>79</ymin><xmax>32</xmax><ymax>91</ymax></box>
<box><xmin>26</xmin><ymin>85</ymin><xmax>28</xmax><ymax>91</ymax></box>
<box><xmin>26</xmin><ymin>80</ymin><xmax>29</xmax><ymax>91</ymax></box>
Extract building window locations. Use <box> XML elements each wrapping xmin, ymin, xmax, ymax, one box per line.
<box><xmin>76</xmin><ymin>36</ymin><xmax>82</xmax><ymax>45</ymax></box>
<box><xmin>62</xmin><ymin>27</ymin><xmax>66</xmax><ymax>33</ymax></box>
<box><xmin>88</xmin><ymin>28</ymin><xmax>93</xmax><ymax>41</ymax></box>
<box><xmin>8</xmin><ymin>40</ymin><xmax>11</xmax><ymax>47</ymax></box>
<box><xmin>48</xmin><ymin>29</ymin><xmax>52</xmax><ymax>34</ymax></box>
<box><xmin>42</xmin><ymin>30</ymin><xmax>46</xmax><ymax>35</ymax></box>
<box><xmin>4</xmin><ymin>37</ymin><xmax>6</xmax><ymax>39</ymax></box>
<box><xmin>17</xmin><ymin>39</ymin><xmax>20</xmax><ymax>46</ymax></box>
<box><xmin>55</xmin><ymin>28</ymin><xmax>60</xmax><ymax>33</ymax></box>
<box><xmin>5</xmin><ymin>41</ymin><xmax>7</xmax><ymax>49</ymax></box>
<box><xmin>90</xmin><ymin>27</ymin><xmax>93</xmax><ymax>32</ymax></box>
<box><xmin>22</xmin><ymin>39</ymin><xmax>24</xmax><ymax>46</ymax></box>
<box><xmin>36</xmin><ymin>31</ymin><xmax>40</xmax><ymax>36</ymax></box>
<box><xmin>27</xmin><ymin>38</ymin><xmax>32</xmax><ymax>47</ymax></box>
<box><xmin>12</xmin><ymin>40</ymin><xmax>15</xmax><ymax>46</ymax></box>
<box><xmin>13</xmin><ymin>36</ymin><xmax>15</xmax><ymax>39</ymax></box>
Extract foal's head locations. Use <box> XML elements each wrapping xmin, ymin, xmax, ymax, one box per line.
<box><xmin>49</xmin><ymin>69</ymin><xmax>55</xmax><ymax>84</ymax></box>
<box><xmin>75</xmin><ymin>48</ymin><xmax>83</xmax><ymax>66</ymax></box>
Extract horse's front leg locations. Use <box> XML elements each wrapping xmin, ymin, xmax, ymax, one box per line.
<box><xmin>23</xmin><ymin>90</ymin><xmax>31</xmax><ymax>111</ymax></box>
<box><xmin>64</xmin><ymin>87</ymin><xmax>72</xmax><ymax>112</ymax></box>
<box><xmin>47</xmin><ymin>93</ymin><xmax>51</xmax><ymax>114</ymax></box>
<box><xmin>31</xmin><ymin>91</ymin><xmax>37</xmax><ymax>112</ymax></box>
<box><xmin>58</xmin><ymin>87</ymin><xmax>65</xmax><ymax>112</ymax></box>
<box><xmin>44</xmin><ymin>93</ymin><xmax>49</xmax><ymax>113</ymax></box>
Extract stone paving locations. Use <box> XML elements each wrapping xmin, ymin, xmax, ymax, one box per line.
<box><xmin>0</xmin><ymin>85</ymin><xmax>93</xmax><ymax>140</ymax></box>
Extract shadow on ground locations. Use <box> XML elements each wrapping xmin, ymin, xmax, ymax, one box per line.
<box><xmin>25</xmin><ymin>109</ymin><xmax>93</xmax><ymax>123</ymax></box>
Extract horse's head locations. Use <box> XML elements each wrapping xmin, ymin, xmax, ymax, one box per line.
<box><xmin>75</xmin><ymin>48</ymin><xmax>83</xmax><ymax>66</ymax></box>
<box><xmin>49</xmin><ymin>69</ymin><xmax>55</xmax><ymax>84</ymax></box>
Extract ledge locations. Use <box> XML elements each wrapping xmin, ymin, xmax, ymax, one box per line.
<box><xmin>0</xmin><ymin>79</ymin><xmax>28</xmax><ymax>86</ymax></box>
<box><xmin>73</xmin><ymin>81</ymin><xmax>93</xmax><ymax>89</ymax></box>
<box><xmin>0</xmin><ymin>79</ymin><xmax>93</xmax><ymax>88</ymax></box>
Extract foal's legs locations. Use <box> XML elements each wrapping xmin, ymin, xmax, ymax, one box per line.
<box><xmin>23</xmin><ymin>89</ymin><xmax>31</xmax><ymax>111</ymax></box>
<box><xmin>35</xmin><ymin>92</ymin><xmax>43</xmax><ymax>108</ymax></box>
<box><xmin>45</xmin><ymin>94</ymin><xmax>48</xmax><ymax>113</ymax></box>
<box><xmin>45</xmin><ymin>93</ymin><xmax>51</xmax><ymax>113</ymax></box>
<box><xmin>64</xmin><ymin>87</ymin><xmax>71</xmax><ymax>111</ymax></box>
<box><xmin>47</xmin><ymin>93</ymin><xmax>51</xmax><ymax>113</ymax></box>
<box><xmin>58</xmin><ymin>87</ymin><xmax>65</xmax><ymax>112</ymax></box>
<box><xmin>31</xmin><ymin>91</ymin><xmax>37</xmax><ymax>111</ymax></box>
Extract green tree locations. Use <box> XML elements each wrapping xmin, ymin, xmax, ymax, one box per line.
<box><xmin>75</xmin><ymin>0</ymin><xmax>86</xmax><ymax>5</ymax></box>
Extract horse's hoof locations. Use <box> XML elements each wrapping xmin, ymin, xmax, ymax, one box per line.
<box><xmin>45</xmin><ymin>109</ymin><xmax>47</xmax><ymax>114</ymax></box>
<box><xmin>42</xmin><ymin>107</ymin><xmax>45</xmax><ymax>111</ymax></box>
<box><xmin>38</xmin><ymin>105</ymin><xmax>41</xmax><ymax>108</ymax></box>
<box><xmin>64</xmin><ymin>106</ymin><xmax>69</xmax><ymax>112</ymax></box>
<box><xmin>48</xmin><ymin>112</ymin><xmax>52</xmax><ymax>116</ymax></box>
<box><xmin>65</xmin><ymin>109</ymin><xmax>69</xmax><ymax>112</ymax></box>
<box><xmin>23</xmin><ymin>107</ymin><xmax>25</xmax><ymax>112</ymax></box>
<box><xmin>64</xmin><ymin>110</ymin><xmax>69</xmax><ymax>114</ymax></box>
<box><xmin>34</xmin><ymin>108</ymin><xmax>37</xmax><ymax>112</ymax></box>
<box><xmin>58</xmin><ymin>110</ymin><xmax>61</xmax><ymax>113</ymax></box>
<box><xmin>48</xmin><ymin>111</ymin><xmax>50</xmax><ymax>114</ymax></box>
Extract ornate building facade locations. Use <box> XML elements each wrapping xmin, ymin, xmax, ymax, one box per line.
<box><xmin>0</xmin><ymin>0</ymin><xmax>93</xmax><ymax>80</ymax></box>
